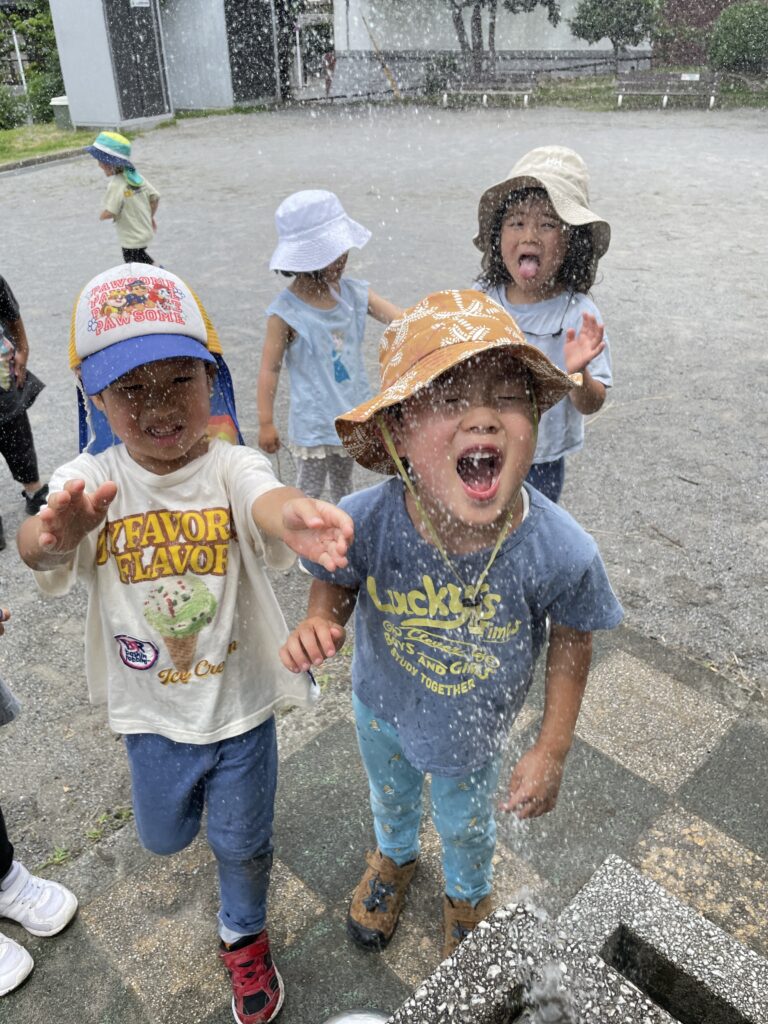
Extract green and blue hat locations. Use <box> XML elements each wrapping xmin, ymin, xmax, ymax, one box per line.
<box><xmin>87</xmin><ymin>131</ymin><xmax>143</xmax><ymax>187</ymax></box>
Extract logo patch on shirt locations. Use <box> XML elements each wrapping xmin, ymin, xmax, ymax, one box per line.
<box><xmin>114</xmin><ymin>634</ymin><xmax>159</xmax><ymax>670</ymax></box>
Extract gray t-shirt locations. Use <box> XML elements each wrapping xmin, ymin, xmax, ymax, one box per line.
<box><xmin>483</xmin><ymin>286</ymin><xmax>612</xmax><ymax>464</ymax></box>
<box><xmin>305</xmin><ymin>478</ymin><xmax>623</xmax><ymax>776</ymax></box>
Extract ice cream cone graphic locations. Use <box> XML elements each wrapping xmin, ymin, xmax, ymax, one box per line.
<box><xmin>143</xmin><ymin>578</ymin><xmax>217</xmax><ymax>673</ymax></box>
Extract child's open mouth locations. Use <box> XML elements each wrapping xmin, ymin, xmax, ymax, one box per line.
<box><xmin>147</xmin><ymin>424</ymin><xmax>184</xmax><ymax>446</ymax></box>
<box><xmin>517</xmin><ymin>254</ymin><xmax>540</xmax><ymax>280</ymax></box>
<box><xmin>456</xmin><ymin>447</ymin><xmax>503</xmax><ymax>501</ymax></box>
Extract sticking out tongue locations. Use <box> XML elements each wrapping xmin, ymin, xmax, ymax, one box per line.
<box><xmin>457</xmin><ymin>450</ymin><xmax>501</xmax><ymax>500</ymax></box>
<box><xmin>518</xmin><ymin>256</ymin><xmax>539</xmax><ymax>280</ymax></box>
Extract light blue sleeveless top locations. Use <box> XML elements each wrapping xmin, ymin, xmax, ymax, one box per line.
<box><xmin>267</xmin><ymin>277</ymin><xmax>371</xmax><ymax>448</ymax></box>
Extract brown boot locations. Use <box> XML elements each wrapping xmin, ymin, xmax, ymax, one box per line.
<box><xmin>442</xmin><ymin>892</ymin><xmax>494</xmax><ymax>959</ymax></box>
<box><xmin>347</xmin><ymin>849</ymin><xmax>418</xmax><ymax>950</ymax></box>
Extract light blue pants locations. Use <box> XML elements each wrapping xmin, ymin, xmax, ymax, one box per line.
<box><xmin>125</xmin><ymin>717</ymin><xmax>277</xmax><ymax>943</ymax></box>
<box><xmin>353</xmin><ymin>693</ymin><xmax>501</xmax><ymax>905</ymax></box>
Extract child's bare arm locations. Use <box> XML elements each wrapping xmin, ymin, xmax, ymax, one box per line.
<box><xmin>257</xmin><ymin>315</ymin><xmax>291</xmax><ymax>453</ymax></box>
<box><xmin>280</xmin><ymin>579</ymin><xmax>357</xmax><ymax>672</ymax></box>
<box><xmin>564</xmin><ymin>312</ymin><xmax>606</xmax><ymax>414</ymax></box>
<box><xmin>251</xmin><ymin>487</ymin><xmax>353</xmax><ymax>571</ymax></box>
<box><xmin>17</xmin><ymin>478</ymin><xmax>117</xmax><ymax>570</ymax></box>
<box><xmin>150</xmin><ymin>196</ymin><xmax>159</xmax><ymax>230</ymax></box>
<box><xmin>367</xmin><ymin>290</ymin><xmax>403</xmax><ymax>325</ymax></box>
<box><xmin>500</xmin><ymin>624</ymin><xmax>592</xmax><ymax>818</ymax></box>
<box><xmin>99</xmin><ymin>210</ymin><xmax>115</xmax><ymax>221</ymax></box>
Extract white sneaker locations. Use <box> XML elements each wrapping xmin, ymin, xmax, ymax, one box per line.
<box><xmin>0</xmin><ymin>862</ymin><xmax>77</xmax><ymax>937</ymax></box>
<box><xmin>0</xmin><ymin>931</ymin><xmax>33</xmax><ymax>996</ymax></box>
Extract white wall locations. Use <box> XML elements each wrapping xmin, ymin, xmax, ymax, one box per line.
<box><xmin>159</xmin><ymin>0</ymin><xmax>233</xmax><ymax>109</ymax></box>
<box><xmin>335</xmin><ymin>0</ymin><xmax>642</xmax><ymax>53</ymax></box>
<box><xmin>49</xmin><ymin>0</ymin><xmax>121</xmax><ymax>126</ymax></box>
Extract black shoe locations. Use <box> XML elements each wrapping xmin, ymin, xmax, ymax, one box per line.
<box><xmin>0</xmin><ymin>517</ymin><xmax>5</xmax><ymax>551</ymax></box>
<box><xmin>22</xmin><ymin>485</ymin><xmax>48</xmax><ymax>516</ymax></box>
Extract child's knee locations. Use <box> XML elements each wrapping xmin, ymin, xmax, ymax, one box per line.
<box><xmin>139</xmin><ymin>821</ymin><xmax>199</xmax><ymax>856</ymax></box>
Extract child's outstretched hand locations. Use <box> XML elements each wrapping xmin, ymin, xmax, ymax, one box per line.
<box><xmin>564</xmin><ymin>312</ymin><xmax>605</xmax><ymax>375</ymax></box>
<box><xmin>36</xmin><ymin>478</ymin><xmax>117</xmax><ymax>553</ymax></box>
<box><xmin>0</xmin><ymin>607</ymin><xmax>9</xmax><ymax>637</ymax></box>
<box><xmin>281</xmin><ymin>498</ymin><xmax>353</xmax><ymax>571</ymax></box>
<box><xmin>280</xmin><ymin>616</ymin><xmax>346</xmax><ymax>673</ymax></box>
<box><xmin>499</xmin><ymin>742</ymin><xmax>565</xmax><ymax>819</ymax></box>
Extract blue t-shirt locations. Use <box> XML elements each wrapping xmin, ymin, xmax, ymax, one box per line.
<box><xmin>305</xmin><ymin>479</ymin><xmax>623</xmax><ymax>777</ymax></box>
<box><xmin>483</xmin><ymin>286</ymin><xmax>612</xmax><ymax>464</ymax></box>
<box><xmin>266</xmin><ymin>277</ymin><xmax>371</xmax><ymax>448</ymax></box>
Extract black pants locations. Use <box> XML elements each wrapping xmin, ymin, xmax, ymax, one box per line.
<box><xmin>121</xmin><ymin>247</ymin><xmax>155</xmax><ymax>265</ymax></box>
<box><xmin>0</xmin><ymin>409</ymin><xmax>39</xmax><ymax>484</ymax></box>
<box><xmin>0</xmin><ymin>805</ymin><xmax>14</xmax><ymax>880</ymax></box>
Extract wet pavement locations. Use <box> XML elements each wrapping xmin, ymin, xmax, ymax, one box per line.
<box><xmin>0</xmin><ymin>105</ymin><xmax>766</xmax><ymax>1022</ymax></box>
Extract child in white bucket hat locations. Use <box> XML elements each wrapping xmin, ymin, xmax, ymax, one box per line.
<box><xmin>257</xmin><ymin>190</ymin><xmax>402</xmax><ymax>503</ymax></box>
<box><xmin>18</xmin><ymin>263</ymin><xmax>354</xmax><ymax>1024</ymax></box>
<box><xmin>280</xmin><ymin>289</ymin><xmax>622</xmax><ymax>959</ymax></box>
<box><xmin>474</xmin><ymin>145</ymin><xmax>612</xmax><ymax>504</ymax></box>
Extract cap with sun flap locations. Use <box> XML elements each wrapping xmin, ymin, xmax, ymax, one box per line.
<box><xmin>70</xmin><ymin>264</ymin><xmax>219</xmax><ymax>395</ymax></box>
<box><xmin>335</xmin><ymin>289</ymin><xmax>579</xmax><ymax>475</ymax></box>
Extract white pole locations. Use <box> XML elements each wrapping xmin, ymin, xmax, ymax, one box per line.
<box><xmin>12</xmin><ymin>29</ymin><xmax>27</xmax><ymax>94</ymax></box>
<box><xmin>268</xmin><ymin>0</ymin><xmax>282</xmax><ymax>102</ymax></box>
<box><xmin>295</xmin><ymin>26</ymin><xmax>303</xmax><ymax>89</ymax></box>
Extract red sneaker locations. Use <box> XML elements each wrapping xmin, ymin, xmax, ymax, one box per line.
<box><xmin>219</xmin><ymin>930</ymin><xmax>285</xmax><ymax>1023</ymax></box>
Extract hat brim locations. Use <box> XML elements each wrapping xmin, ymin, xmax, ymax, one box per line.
<box><xmin>473</xmin><ymin>173</ymin><xmax>610</xmax><ymax>260</ymax></box>
<box><xmin>269</xmin><ymin>218</ymin><xmax>371</xmax><ymax>272</ymax></box>
<box><xmin>86</xmin><ymin>146</ymin><xmax>131</xmax><ymax>168</ymax></box>
<box><xmin>335</xmin><ymin>339</ymin><xmax>577</xmax><ymax>475</ymax></box>
<box><xmin>80</xmin><ymin>334</ymin><xmax>216</xmax><ymax>395</ymax></box>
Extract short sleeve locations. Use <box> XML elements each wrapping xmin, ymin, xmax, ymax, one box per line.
<box><xmin>224</xmin><ymin>446</ymin><xmax>296</xmax><ymax>571</ymax></box>
<box><xmin>103</xmin><ymin>177</ymin><xmax>124</xmax><ymax>216</ymax></box>
<box><xmin>0</xmin><ymin>276</ymin><xmax>20</xmax><ymax>326</ymax></box>
<box><xmin>547</xmin><ymin>552</ymin><xmax>623</xmax><ymax>632</ymax></box>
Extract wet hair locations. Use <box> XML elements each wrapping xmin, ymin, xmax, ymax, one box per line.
<box><xmin>275</xmin><ymin>269</ymin><xmax>326</xmax><ymax>281</ymax></box>
<box><xmin>477</xmin><ymin>188</ymin><xmax>598</xmax><ymax>294</ymax></box>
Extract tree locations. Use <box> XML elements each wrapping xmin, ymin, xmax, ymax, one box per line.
<box><xmin>448</xmin><ymin>0</ymin><xmax>561</xmax><ymax>78</ymax></box>
<box><xmin>569</xmin><ymin>0</ymin><xmax>659</xmax><ymax>74</ymax></box>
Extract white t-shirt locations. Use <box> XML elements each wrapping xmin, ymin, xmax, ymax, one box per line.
<box><xmin>35</xmin><ymin>441</ymin><xmax>317</xmax><ymax>743</ymax></box>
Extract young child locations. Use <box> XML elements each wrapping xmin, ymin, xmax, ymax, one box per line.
<box><xmin>474</xmin><ymin>145</ymin><xmax>612</xmax><ymax>503</ymax></box>
<box><xmin>0</xmin><ymin>273</ymin><xmax>48</xmax><ymax>549</ymax></box>
<box><xmin>17</xmin><ymin>265</ymin><xmax>353</xmax><ymax>1024</ymax></box>
<box><xmin>87</xmin><ymin>132</ymin><xmax>160</xmax><ymax>265</ymax></box>
<box><xmin>257</xmin><ymin>189</ymin><xmax>402</xmax><ymax>503</ymax></box>
<box><xmin>280</xmin><ymin>290</ymin><xmax>623</xmax><ymax>959</ymax></box>
<box><xmin>0</xmin><ymin>608</ymin><xmax>78</xmax><ymax>997</ymax></box>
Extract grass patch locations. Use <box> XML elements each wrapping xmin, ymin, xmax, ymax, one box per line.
<box><xmin>0</xmin><ymin>123</ymin><xmax>93</xmax><ymax>165</ymax></box>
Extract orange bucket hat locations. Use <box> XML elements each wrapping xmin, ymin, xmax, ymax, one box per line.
<box><xmin>335</xmin><ymin>289</ymin><xmax>579</xmax><ymax>475</ymax></box>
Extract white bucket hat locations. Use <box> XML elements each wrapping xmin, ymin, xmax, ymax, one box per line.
<box><xmin>474</xmin><ymin>145</ymin><xmax>610</xmax><ymax>260</ymax></box>
<box><xmin>269</xmin><ymin>190</ymin><xmax>372</xmax><ymax>272</ymax></box>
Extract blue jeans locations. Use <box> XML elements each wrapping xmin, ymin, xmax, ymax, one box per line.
<box><xmin>526</xmin><ymin>457</ymin><xmax>565</xmax><ymax>503</ymax></box>
<box><xmin>125</xmin><ymin>717</ymin><xmax>277</xmax><ymax>943</ymax></box>
<box><xmin>353</xmin><ymin>693</ymin><xmax>501</xmax><ymax>905</ymax></box>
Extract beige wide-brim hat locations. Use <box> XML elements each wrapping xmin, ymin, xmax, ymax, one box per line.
<box><xmin>474</xmin><ymin>145</ymin><xmax>611</xmax><ymax>260</ymax></box>
<box><xmin>335</xmin><ymin>289</ymin><xmax>579</xmax><ymax>475</ymax></box>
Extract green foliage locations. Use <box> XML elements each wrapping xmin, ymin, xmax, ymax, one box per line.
<box><xmin>709</xmin><ymin>1</ymin><xmax>768</xmax><ymax>75</ymax></box>
<box><xmin>424</xmin><ymin>54</ymin><xmax>462</xmax><ymax>92</ymax></box>
<box><xmin>570</xmin><ymin>0</ymin><xmax>659</xmax><ymax>52</ymax></box>
<box><xmin>0</xmin><ymin>84</ymin><xmax>27</xmax><ymax>129</ymax></box>
<box><xmin>9</xmin><ymin>2</ymin><xmax>61</xmax><ymax>77</ymax></box>
<box><xmin>26</xmin><ymin>68</ymin><xmax>61</xmax><ymax>122</ymax></box>
<box><xmin>502</xmin><ymin>0</ymin><xmax>560</xmax><ymax>26</ymax></box>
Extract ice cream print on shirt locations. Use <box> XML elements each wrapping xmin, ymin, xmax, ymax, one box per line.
<box><xmin>367</xmin><ymin>570</ymin><xmax>523</xmax><ymax>699</ymax></box>
<box><xmin>96</xmin><ymin>505</ymin><xmax>234</xmax><ymax>684</ymax></box>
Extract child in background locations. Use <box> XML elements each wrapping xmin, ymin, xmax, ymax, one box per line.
<box><xmin>258</xmin><ymin>189</ymin><xmax>402</xmax><ymax>503</ymax></box>
<box><xmin>280</xmin><ymin>290</ymin><xmax>622</xmax><ymax>958</ymax></box>
<box><xmin>0</xmin><ymin>607</ymin><xmax>78</xmax><ymax>998</ymax></box>
<box><xmin>475</xmin><ymin>145</ymin><xmax>612</xmax><ymax>503</ymax></box>
<box><xmin>87</xmin><ymin>132</ymin><xmax>160</xmax><ymax>265</ymax></box>
<box><xmin>17</xmin><ymin>265</ymin><xmax>353</xmax><ymax>1024</ymax></box>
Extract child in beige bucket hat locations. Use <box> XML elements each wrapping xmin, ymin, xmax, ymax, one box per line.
<box><xmin>474</xmin><ymin>145</ymin><xmax>613</xmax><ymax>504</ymax></box>
<box><xmin>280</xmin><ymin>289</ymin><xmax>623</xmax><ymax>959</ymax></box>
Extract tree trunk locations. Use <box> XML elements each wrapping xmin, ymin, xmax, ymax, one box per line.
<box><xmin>449</xmin><ymin>0</ymin><xmax>471</xmax><ymax>53</ymax></box>
<box><xmin>488</xmin><ymin>0</ymin><xmax>498</xmax><ymax>72</ymax></box>
<box><xmin>470</xmin><ymin>1</ymin><xmax>483</xmax><ymax>78</ymax></box>
<box><xmin>614</xmin><ymin>43</ymin><xmax>621</xmax><ymax>76</ymax></box>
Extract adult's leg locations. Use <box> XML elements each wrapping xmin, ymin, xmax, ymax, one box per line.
<box><xmin>0</xmin><ymin>411</ymin><xmax>42</xmax><ymax>495</ymax></box>
<box><xmin>205</xmin><ymin>718</ymin><xmax>277</xmax><ymax>943</ymax></box>
<box><xmin>296</xmin><ymin>457</ymin><xmax>328</xmax><ymax>501</ymax></box>
<box><xmin>326</xmin><ymin>453</ymin><xmax>354</xmax><ymax>505</ymax></box>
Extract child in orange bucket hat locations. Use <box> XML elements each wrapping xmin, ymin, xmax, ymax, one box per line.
<box><xmin>281</xmin><ymin>289</ymin><xmax>623</xmax><ymax>959</ymax></box>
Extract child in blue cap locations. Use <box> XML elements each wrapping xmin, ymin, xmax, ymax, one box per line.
<box><xmin>87</xmin><ymin>131</ymin><xmax>160</xmax><ymax>265</ymax></box>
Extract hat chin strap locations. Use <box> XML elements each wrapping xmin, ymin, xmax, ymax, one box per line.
<box><xmin>377</xmin><ymin>417</ymin><xmax>526</xmax><ymax>611</ymax></box>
